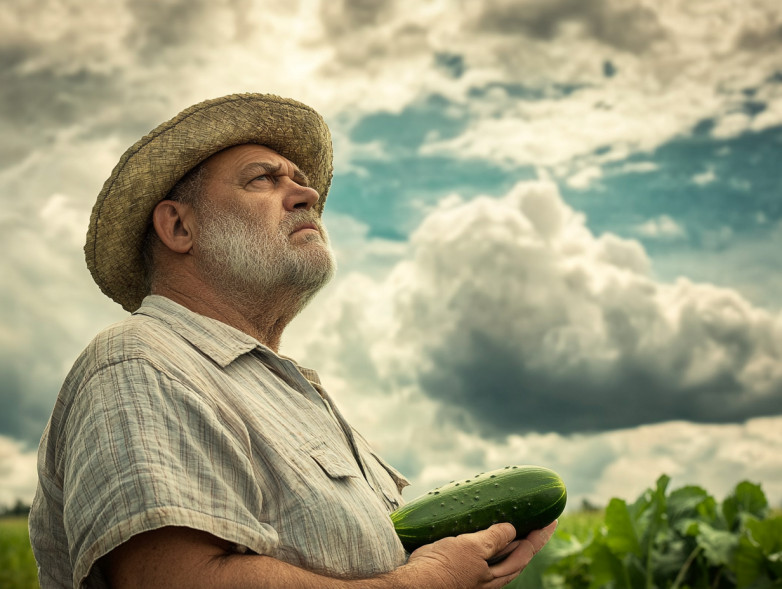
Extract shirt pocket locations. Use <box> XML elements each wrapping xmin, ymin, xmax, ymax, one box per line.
<box><xmin>300</xmin><ymin>439</ymin><xmax>360</xmax><ymax>480</ymax></box>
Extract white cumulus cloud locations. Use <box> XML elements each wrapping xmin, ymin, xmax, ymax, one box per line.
<box><xmin>302</xmin><ymin>180</ymin><xmax>782</xmax><ymax>440</ymax></box>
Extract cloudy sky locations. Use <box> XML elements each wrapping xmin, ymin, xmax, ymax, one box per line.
<box><xmin>3</xmin><ymin>0</ymin><xmax>782</xmax><ymax>512</ymax></box>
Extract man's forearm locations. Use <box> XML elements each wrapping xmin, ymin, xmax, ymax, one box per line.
<box><xmin>105</xmin><ymin>523</ymin><xmax>554</xmax><ymax>589</ymax></box>
<box><xmin>207</xmin><ymin>553</ymin><xmax>405</xmax><ymax>589</ymax></box>
<box><xmin>105</xmin><ymin>526</ymin><xmax>407</xmax><ymax>589</ymax></box>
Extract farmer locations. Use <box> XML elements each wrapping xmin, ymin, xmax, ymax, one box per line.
<box><xmin>29</xmin><ymin>93</ymin><xmax>555</xmax><ymax>588</ymax></box>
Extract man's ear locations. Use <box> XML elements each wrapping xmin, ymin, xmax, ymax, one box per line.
<box><xmin>152</xmin><ymin>200</ymin><xmax>195</xmax><ymax>254</ymax></box>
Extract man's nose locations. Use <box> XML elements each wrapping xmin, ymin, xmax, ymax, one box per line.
<box><xmin>282</xmin><ymin>179</ymin><xmax>321</xmax><ymax>211</ymax></box>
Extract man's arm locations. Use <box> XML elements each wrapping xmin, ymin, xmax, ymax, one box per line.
<box><xmin>103</xmin><ymin>522</ymin><xmax>556</xmax><ymax>589</ymax></box>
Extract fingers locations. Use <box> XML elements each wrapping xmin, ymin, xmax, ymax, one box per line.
<box><xmin>403</xmin><ymin>521</ymin><xmax>559</xmax><ymax>589</ymax></box>
<box><xmin>528</xmin><ymin>520</ymin><xmax>558</xmax><ymax>553</ymax></box>
<box><xmin>486</xmin><ymin>539</ymin><xmax>521</xmax><ymax>565</ymax></box>
<box><xmin>489</xmin><ymin>520</ymin><xmax>558</xmax><ymax>579</ymax></box>
<box><xmin>465</xmin><ymin>523</ymin><xmax>517</xmax><ymax>560</ymax></box>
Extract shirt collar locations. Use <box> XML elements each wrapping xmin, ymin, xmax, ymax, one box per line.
<box><xmin>133</xmin><ymin>295</ymin><xmax>323</xmax><ymax>383</ymax></box>
<box><xmin>133</xmin><ymin>295</ymin><xmax>264</xmax><ymax>367</ymax></box>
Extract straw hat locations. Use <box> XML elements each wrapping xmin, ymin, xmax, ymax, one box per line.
<box><xmin>85</xmin><ymin>93</ymin><xmax>333</xmax><ymax>312</ymax></box>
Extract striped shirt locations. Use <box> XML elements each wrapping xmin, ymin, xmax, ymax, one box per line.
<box><xmin>29</xmin><ymin>295</ymin><xmax>409</xmax><ymax>588</ymax></box>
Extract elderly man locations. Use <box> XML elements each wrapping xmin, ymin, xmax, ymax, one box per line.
<box><xmin>29</xmin><ymin>93</ymin><xmax>554</xmax><ymax>588</ymax></box>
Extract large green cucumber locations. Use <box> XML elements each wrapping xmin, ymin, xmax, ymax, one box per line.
<box><xmin>390</xmin><ymin>465</ymin><xmax>566</xmax><ymax>552</ymax></box>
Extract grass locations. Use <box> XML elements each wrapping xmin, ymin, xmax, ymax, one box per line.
<box><xmin>557</xmin><ymin>507</ymin><xmax>604</xmax><ymax>538</ymax></box>
<box><xmin>0</xmin><ymin>517</ymin><xmax>39</xmax><ymax>589</ymax></box>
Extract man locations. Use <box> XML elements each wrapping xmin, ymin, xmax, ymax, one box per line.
<box><xmin>29</xmin><ymin>93</ymin><xmax>555</xmax><ymax>588</ymax></box>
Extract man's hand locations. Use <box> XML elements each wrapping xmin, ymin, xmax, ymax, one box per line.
<box><xmin>394</xmin><ymin>521</ymin><xmax>557</xmax><ymax>589</ymax></box>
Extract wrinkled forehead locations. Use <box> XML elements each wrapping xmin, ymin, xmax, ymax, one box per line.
<box><xmin>200</xmin><ymin>143</ymin><xmax>306</xmax><ymax>181</ymax></box>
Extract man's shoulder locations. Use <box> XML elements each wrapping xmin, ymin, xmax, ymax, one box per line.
<box><xmin>48</xmin><ymin>313</ymin><xmax>187</xmax><ymax>427</ymax></box>
<box><xmin>69</xmin><ymin>311</ymin><xmax>194</xmax><ymax>385</ymax></box>
<box><xmin>89</xmin><ymin>312</ymin><xmax>180</xmax><ymax>360</ymax></box>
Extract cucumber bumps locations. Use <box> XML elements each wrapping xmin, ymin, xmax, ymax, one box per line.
<box><xmin>390</xmin><ymin>465</ymin><xmax>567</xmax><ymax>552</ymax></box>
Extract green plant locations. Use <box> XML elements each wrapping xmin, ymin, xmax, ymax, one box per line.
<box><xmin>510</xmin><ymin>476</ymin><xmax>782</xmax><ymax>589</ymax></box>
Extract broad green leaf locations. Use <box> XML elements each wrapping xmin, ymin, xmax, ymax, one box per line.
<box><xmin>605</xmin><ymin>498</ymin><xmax>643</xmax><ymax>558</ymax></box>
<box><xmin>696</xmin><ymin>496</ymin><xmax>720</xmax><ymax>527</ymax></box>
<box><xmin>745</xmin><ymin>517</ymin><xmax>782</xmax><ymax>580</ymax></box>
<box><xmin>696</xmin><ymin>522</ymin><xmax>738</xmax><ymax>567</ymax></box>
<box><xmin>745</xmin><ymin>517</ymin><xmax>782</xmax><ymax>555</ymax></box>
<box><xmin>639</xmin><ymin>474</ymin><xmax>670</xmax><ymax>583</ymax></box>
<box><xmin>544</xmin><ymin>532</ymin><xmax>589</xmax><ymax>562</ymax></box>
<box><xmin>723</xmin><ymin>481</ymin><xmax>768</xmax><ymax>530</ymax></box>
<box><xmin>627</xmin><ymin>474</ymin><xmax>669</xmax><ymax>565</ymax></box>
<box><xmin>734</xmin><ymin>534</ymin><xmax>769</xmax><ymax>588</ymax></box>
<box><xmin>656</xmin><ymin>474</ymin><xmax>672</xmax><ymax>494</ymax></box>
<box><xmin>586</xmin><ymin>541</ymin><xmax>632</xmax><ymax>589</ymax></box>
<box><xmin>650</xmin><ymin>536</ymin><xmax>693</xmax><ymax>581</ymax></box>
<box><xmin>623</xmin><ymin>553</ymin><xmax>649</xmax><ymax>589</ymax></box>
<box><xmin>667</xmin><ymin>485</ymin><xmax>722</xmax><ymax>535</ymax></box>
<box><xmin>629</xmin><ymin>475</ymin><xmax>669</xmax><ymax>521</ymax></box>
<box><xmin>668</xmin><ymin>486</ymin><xmax>710</xmax><ymax>525</ymax></box>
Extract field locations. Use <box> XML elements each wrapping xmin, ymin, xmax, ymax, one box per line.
<box><xmin>0</xmin><ymin>517</ymin><xmax>38</xmax><ymax>589</ymax></box>
<box><xmin>1</xmin><ymin>485</ymin><xmax>778</xmax><ymax>589</ymax></box>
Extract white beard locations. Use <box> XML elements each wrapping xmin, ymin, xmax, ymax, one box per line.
<box><xmin>194</xmin><ymin>201</ymin><xmax>336</xmax><ymax>307</ymax></box>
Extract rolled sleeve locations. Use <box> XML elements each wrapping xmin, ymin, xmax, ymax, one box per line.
<box><xmin>64</xmin><ymin>359</ymin><xmax>278</xmax><ymax>587</ymax></box>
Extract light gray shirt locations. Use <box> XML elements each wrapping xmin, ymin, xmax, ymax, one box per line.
<box><xmin>29</xmin><ymin>295</ymin><xmax>409</xmax><ymax>588</ymax></box>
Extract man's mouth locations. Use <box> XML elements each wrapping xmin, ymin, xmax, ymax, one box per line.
<box><xmin>289</xmin><ymin>222</ymin><xmax>319</xmax><ymax>236</ymax></box>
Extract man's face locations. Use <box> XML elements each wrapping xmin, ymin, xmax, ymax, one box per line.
<box><xmin>191</xmin><ymin>144</ymin><xmax>335</xmax><ymax>301</ymax></box>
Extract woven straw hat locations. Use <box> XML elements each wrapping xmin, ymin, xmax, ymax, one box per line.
<box><xmin>85</xmin><ymin>93</ymin><xmax>333</xmax><ymax>312</ymax></box>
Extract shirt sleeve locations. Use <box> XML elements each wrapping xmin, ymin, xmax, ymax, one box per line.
<box><xmin>63</xmin><ymin>358</ymin><xmax>278</xmax><ymax>587</ymax></box>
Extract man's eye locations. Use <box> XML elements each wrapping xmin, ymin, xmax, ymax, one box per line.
<box><xmin>253</xmin><ymin>175</ymin><xmax>272</xmax><ymax>182</ymax></box>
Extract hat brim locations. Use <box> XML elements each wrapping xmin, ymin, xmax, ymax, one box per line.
<box><xmin>85</xmin><ymin>93</ymin><xmax>333</xmax><ymax>312</ymax></box>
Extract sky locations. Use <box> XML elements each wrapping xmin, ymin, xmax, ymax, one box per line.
<box><xmin>2</xmin><ymin>0</ymin><xmax>782</xmax><ymax>512</ymax></box>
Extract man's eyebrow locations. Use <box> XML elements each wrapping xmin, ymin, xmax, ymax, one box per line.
<box><xmin>239</xmin><ymin>162</ymin><xmax>310</xmax><ymax>187</ymax></box>
<box><xmin>239</xmin><ymin>162</ymin><xmax>280</xmax><ymax>178</ymax></box>
<box><xmin>292</xmin><ymin>168</ymin><xmax>310</xmax><ymax>187</ymax></box>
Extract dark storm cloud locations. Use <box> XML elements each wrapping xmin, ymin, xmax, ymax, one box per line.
<box><xmin>0</xmin><ymin>2</ymin><xmax>157</xmax><ymax>171</ymax></box>
<box><xmin>420</xmin><ymin>324</ymin><xmax>782</xmax><ymax>438</ymax></box>
<box><xmin>736</xmin><ymin>21</ymin><xmax>782</xmax><ymax>51</ymax></box>
<box><xmin>0</xmin><ymin>227</ymin><xmax>122</xmax><ymax>446</ymax></box>
<box><xmin>0</xmin><ymin>359</ymin><xmax>54</xmax><ymax>446</ymax></box>
<box><xmin>125</xmin><ymin>0</ymin><xmax>255</xmax><ymax>55</ymax></box>
<box><xmin>0</xmin><ymin>0</ymin><xmax>259</xmax><ymax>171</ymax></box>
<box><xmin>0</xmin><ymin>27</ymin><xmax>106</xmax><ymax>167</ymax></box>
<box><xmin>0</xmin><ymin>191</ymin><xmax>154</xmax><ymax>460</ymax></box>
<box><xmin>0</xmin><ymin>62</ymin><xmax>120</xmax><ymax>168</ymax></box>
<box><xmin>470</xmin><ymin>0</ymin><xmax>667</xmax><ymax>54</ymax></box>
<box><xmin>383</xmin><ymin>182</ymin><xmax>782</xmax><ymax>437</ymax></box>
<box><xmin>318</xmin><ymin>0</ymin><xmax>430</xmax><ymax>70</ymax></box>
<box><xmin>320</xmin><ymin>0</ymin><xmax>393</xmax><ymax>33</ymax></box>
<box><xmin>0</xmin><ymin>367</ymin><xmax>24</xmax><ymax>440</ymax></box>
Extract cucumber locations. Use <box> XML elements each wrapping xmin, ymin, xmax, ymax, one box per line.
<box><xmin>390</xmin><ymin>465</ymin><xmax>566</xmax><ymax>552</ymax></box>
